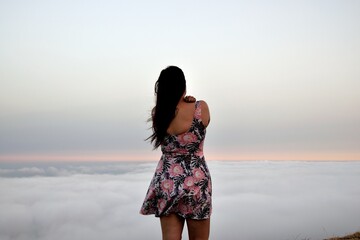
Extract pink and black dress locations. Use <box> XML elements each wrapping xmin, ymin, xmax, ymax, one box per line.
<box><xmin>140</xmin><ymin>101</ymin><xmax>212</xmax><ymax>220</ymax></box>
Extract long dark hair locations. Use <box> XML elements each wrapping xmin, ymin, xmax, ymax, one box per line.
<box><xmin>147</xmin><ymin>66</ymin><xmax>186</xmax><ymax>149</ymax></box>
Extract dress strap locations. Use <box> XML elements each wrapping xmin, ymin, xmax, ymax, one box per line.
<box><xmin>194</xmin><ymin>101</ymin><xmax>202</xmax><ymax>121</ymax></box>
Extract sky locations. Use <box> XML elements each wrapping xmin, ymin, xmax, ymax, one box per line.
<box><xmin>0</xmin><ymin>0</ymin><xmax>359</xmax><ymax>161</ymax></box>
<box><xmin>0</xmin><ymin>161</ymin><xmax>359</xmax><ymax>239</ymax></box>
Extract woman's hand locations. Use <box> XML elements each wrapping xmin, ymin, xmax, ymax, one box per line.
<box><xmin>184</xmin><ymin>95</ymin><xmax>196</xmax><ymax>103</ymax></box>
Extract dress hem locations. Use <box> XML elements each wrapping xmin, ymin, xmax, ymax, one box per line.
<box><xmin>140</xmin><ymin>211</ymin><xmax>211</xmax><ymax>220</ymax></box>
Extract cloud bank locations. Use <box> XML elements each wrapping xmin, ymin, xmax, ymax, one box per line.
<box><xmin>0</xmin><ymin>161</ymin><xmax>359</xmax><ymax>240</ymax></box>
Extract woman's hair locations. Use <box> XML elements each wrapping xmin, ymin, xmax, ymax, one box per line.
<box><xmin>148</xmin><ymin>66</ymin><xmax>186</xmax><ymax>149</ymax></box>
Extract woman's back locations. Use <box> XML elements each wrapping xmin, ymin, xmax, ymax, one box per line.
<box><xmin>167</xmin><ymin>100</ymin><xmax>210</xmax><ymax>136</ymax></box>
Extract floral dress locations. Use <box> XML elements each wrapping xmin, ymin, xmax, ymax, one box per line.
<box><xmin>140</xmin><ymin>101</ymin><xmax>212</xmax><ymax>220</ymax></box>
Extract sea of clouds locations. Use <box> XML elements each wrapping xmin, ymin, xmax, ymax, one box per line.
<box><xmin>0</xmin><ymin>160</ymin><xmax>359</xmax><ymax>240</ymax></box>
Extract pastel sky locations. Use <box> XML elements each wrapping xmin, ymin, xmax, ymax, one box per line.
<box><xmin>1</xmin><ymin>0</ymin><xmax>359</xmax><ymax>161</ymax></box>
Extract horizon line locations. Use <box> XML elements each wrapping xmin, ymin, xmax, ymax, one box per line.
<box><xmin>0</xmin><ymin>151</ymin><xmax>359</xmax><ymax>162</ymax></box>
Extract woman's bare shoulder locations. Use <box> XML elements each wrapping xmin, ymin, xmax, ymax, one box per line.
<box><xmin>198</xmin><ymin>100</ymin><xmax>208</xmax><ymax>107</ymax></box>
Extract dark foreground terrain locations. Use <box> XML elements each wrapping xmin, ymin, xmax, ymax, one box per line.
<box><xmin>325</xmin><ymin>232</ymin><xmax>360</xmax><ymax>240</ymax></box>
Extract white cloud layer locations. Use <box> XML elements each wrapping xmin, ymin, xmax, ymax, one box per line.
<box><xmin>0</xmin><ymin>161</ymin><xmax>359</xmax><ymax>240</ymax></box>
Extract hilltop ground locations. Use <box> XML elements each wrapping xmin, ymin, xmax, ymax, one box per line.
<box><xmin>325</xmin><ymin>231</ymin><xmax>360</xmax><ymax>240</ymax></box>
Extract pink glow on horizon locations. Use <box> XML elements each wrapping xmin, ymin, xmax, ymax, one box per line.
<box><xmin>0</xmin><ymin>150</ymin><xmax>359</xmax><ymax>162</ymax></box>
<box><xmin>0</xmin><ymin>151</ymin><xmax>159</xmax><ymax>162</ymax></box>
<box><xmin>205</xmin><ymin>149</ymin><xmax>360</xmax><ymax>161</ymax></box>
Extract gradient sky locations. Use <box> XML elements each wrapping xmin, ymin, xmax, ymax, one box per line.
<box><xmin>1</xmin><ymin>0</ymin><xmax>359</xmax><ymax>161</ymax></box>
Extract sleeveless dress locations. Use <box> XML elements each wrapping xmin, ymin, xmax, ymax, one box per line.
<box><xmin>140</xmin><ymin>101</ymin><xmax>212</xmax><ymax>220</ymax></box>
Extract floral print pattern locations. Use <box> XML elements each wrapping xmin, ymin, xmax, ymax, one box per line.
<box><xmin>140</xmin><ymin>101</ymin><xmax>212</xmax><ymax>220</ymax></box>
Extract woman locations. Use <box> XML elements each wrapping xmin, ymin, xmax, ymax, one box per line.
<box><xmin>140</xmin><ymin>66</ymin><xmax>212</xmax><ymax>240</ymax></box>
